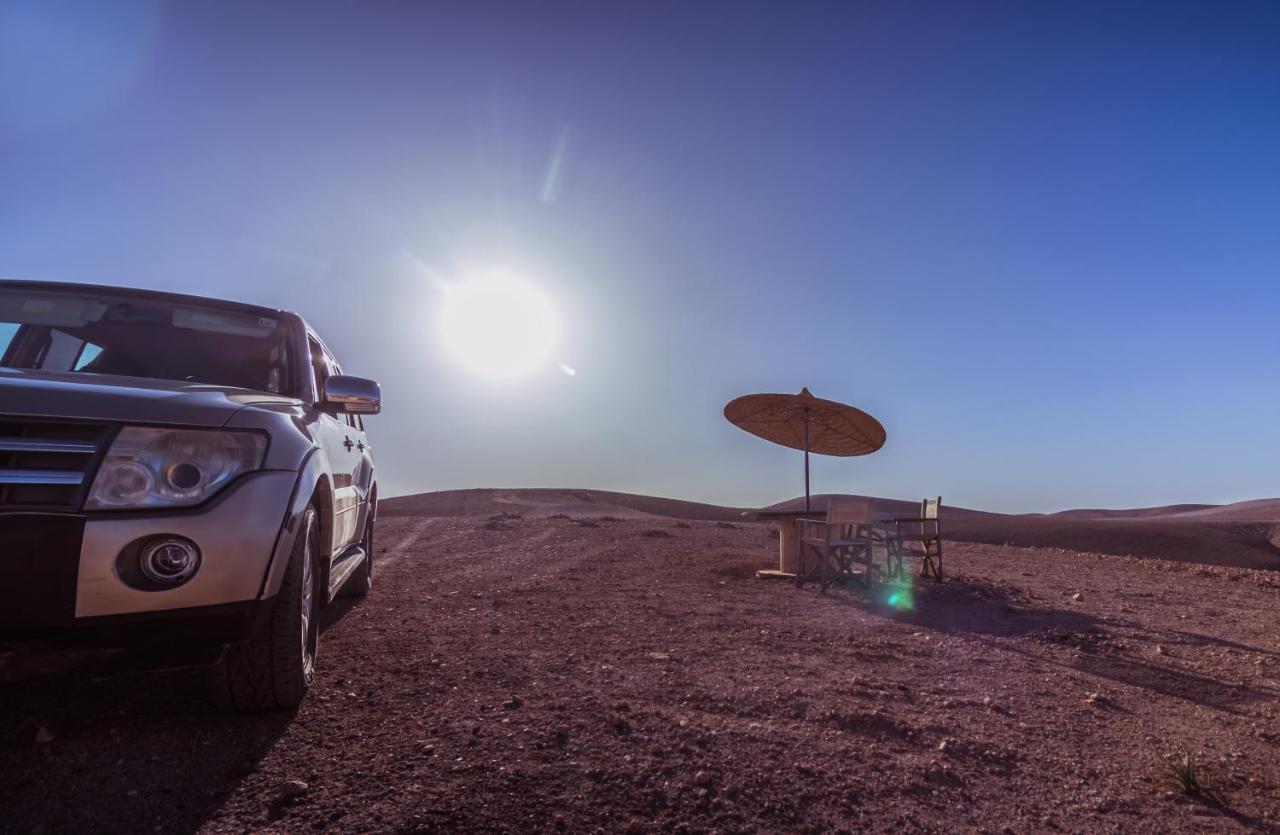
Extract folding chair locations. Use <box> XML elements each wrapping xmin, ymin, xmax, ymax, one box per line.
<box><xmin>796</xmin><ymin>497</ymin><xmax>878</xmax><ymax>591</ymax></box>
<box><xmin>885</xmin><ymin>497</ymin><xmax>943</xmax><ymax>582</ymax></box>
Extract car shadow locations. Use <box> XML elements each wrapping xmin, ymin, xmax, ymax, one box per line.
<box><xmin>0</xmin><ymin>597</ymin><xmax>360</xmax><ymax>833</ymax></box>
<box><xmin>0</xmin><ymin>662</ymin><xmax>293</xmax><ymax>833</ymax></box>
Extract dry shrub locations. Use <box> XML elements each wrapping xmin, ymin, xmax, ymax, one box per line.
<box><xmin>1165</xmin><ymin>752</ymin><xmax>1207</xmax><ymax>797</ymax></box>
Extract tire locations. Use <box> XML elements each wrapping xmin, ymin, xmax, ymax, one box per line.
<box><xmin>207</xmin><ymin>505</ymin><xmax>320</xmax><ymax>712</ymax></box>
<box><xmin>339</xmin><ymin>514</ymin><xmax>374</xmax><ymax>599</ymax></box>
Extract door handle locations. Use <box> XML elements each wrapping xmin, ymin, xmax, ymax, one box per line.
<box><xmin>343</xmin><ymin>436</ymin><xmax>355</xmax><ymax>451</ymax></box>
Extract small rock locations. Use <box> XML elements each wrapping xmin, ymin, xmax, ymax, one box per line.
<box><xmin>502</xmin><ymin>696</ymin><xmax>523</xmax><ymax>710</ymax></box>
<box><xmin>279</xmin><ymin>779</ymin><xmax>309</xmax><ymax>799</ymax></box>
<box><xmin>13</xmin><ymin>718</ymin><xmax>54</xmax><ymax>750</ymax></box>
<box><xmin>1071</xmin><ymin>592</ymin><xmax>1084</xmax><ymax>602</ymax></box>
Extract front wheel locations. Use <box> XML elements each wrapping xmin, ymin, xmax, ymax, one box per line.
<box><xmin>207</xmin><ymin>505</ymin><xmax>320</xmax><ymax>712</ymax></box>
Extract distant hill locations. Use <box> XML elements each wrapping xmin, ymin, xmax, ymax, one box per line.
<box><xmin>379</xmin><ymin>488</ymin><xmax>750</xmax><ymax>522</ymax></box>
<box><xmin>380</xmin><ymin>488</ymin><xmax>1280</xmax><ymax>571</ymax></box>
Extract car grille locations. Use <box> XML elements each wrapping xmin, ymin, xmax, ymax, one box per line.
<box><xmin>0</xmin><ymin>418</ymin><xmax>113</xmax><ymax>511</ymax></box>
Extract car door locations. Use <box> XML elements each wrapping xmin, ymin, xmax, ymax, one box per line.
<box><xmin>308</xmin><ymin>335</ymin><xmax>361</xmax><ymax>557</ymax></box>
<box><xmin>345</xmin><ymin>409</ymin><xmax>375</xmax><ymax>538</ymax></box>
<box><xmin>327</xmin><ymin>348</ymin><xmax>375</xmax><ymax>544</ymax></box>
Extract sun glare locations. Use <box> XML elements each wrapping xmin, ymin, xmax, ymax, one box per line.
<box><xmin>440</xmin><ymin>275</ymin><xmax>556</xmax><ymax>378</ymax></box>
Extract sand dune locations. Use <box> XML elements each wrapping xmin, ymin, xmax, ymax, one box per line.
<box><xmin>382</xmin><ymin>488</ymin><xmax>1280</xmax><ymax>571</ymax></box>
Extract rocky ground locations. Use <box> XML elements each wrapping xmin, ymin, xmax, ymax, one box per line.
<box><xmin>2</xmin><ymin>508</ymin><xmax>1279</xmax><ymax>833</ymax></box>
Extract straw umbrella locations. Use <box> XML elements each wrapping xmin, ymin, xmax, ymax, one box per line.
<box><xmin>724</xmin><ymin>388</ymin><xmax>886</xmax><ymax>511</ymax></box>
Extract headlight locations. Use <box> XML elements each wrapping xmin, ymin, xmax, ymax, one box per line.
<box><xmin>86</xmin><ymin>428</ymin><xmax>267</xmax><ymax>510</ymax></box>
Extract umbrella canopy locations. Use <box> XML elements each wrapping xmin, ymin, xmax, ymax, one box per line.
<box><xmin>724</xmin><ymin>388</ymin><xmax>886</xmax><ymax>511</ymax></box>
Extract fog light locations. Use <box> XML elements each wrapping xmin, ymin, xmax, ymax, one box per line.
<box><xmin>138</xmin><ymin>537</ymin><xmax>201</xmax><ymax>586</ymax></box>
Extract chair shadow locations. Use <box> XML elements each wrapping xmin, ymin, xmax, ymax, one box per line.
<box><xmin>0</xmin><ymin>597</ymin><xmax>361</xmax><ymax>833</ymax></box>
<box><xmin>824</xmin><ymin>574</ymin><xmax>1278</xmax><ymax>715</ymax></box>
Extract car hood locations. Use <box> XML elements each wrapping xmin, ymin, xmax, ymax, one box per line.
<box><xmin>0</xmin><ymin>368</ymin><xmax>303</xmax><ymax>428</ymax></box>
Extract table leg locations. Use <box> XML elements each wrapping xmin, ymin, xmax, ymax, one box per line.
<box><xmin>778</xmin><ymin>518</ymin><xmax>799</xmax><ymax>574</ymax></box>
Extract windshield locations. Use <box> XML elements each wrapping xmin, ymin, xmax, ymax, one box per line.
<box><xmin>0</xmin><ymin>288</ymin><xmax>296</xmax><ymax>395</ymax></box>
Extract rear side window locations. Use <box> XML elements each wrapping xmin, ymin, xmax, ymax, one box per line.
<box><xmin>308</xmin><ymin>336</ymin><xmax>332</xmax><ymax>400</ymax></box>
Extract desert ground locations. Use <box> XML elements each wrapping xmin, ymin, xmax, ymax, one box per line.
<box><xmin>2</xmin><ymin>489</ymin><xmax>1279</xmax><ymax>833</ymax></box>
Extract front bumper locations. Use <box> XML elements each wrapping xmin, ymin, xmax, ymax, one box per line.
<box><xmin>0</xmin><ymin>470</ymin><xmax>297</xmax><ymax>644</ymax></box>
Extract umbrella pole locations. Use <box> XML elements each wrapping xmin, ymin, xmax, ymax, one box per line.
<box><xmin>803</xmin><ymin>409</ymin><xmax>811</xmax><ymax>512</ymax></box>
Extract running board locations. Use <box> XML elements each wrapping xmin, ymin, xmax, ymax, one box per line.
<box><xmin>326</xmin><ymin>543</ymin><xmax>367</xmax><ymax>601</ymax></box>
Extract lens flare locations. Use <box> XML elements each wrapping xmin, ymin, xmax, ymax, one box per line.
<box><xmin>883</xmin><ymin>577</ymin><xmax>915</xmax><ymax>611</ymax></box>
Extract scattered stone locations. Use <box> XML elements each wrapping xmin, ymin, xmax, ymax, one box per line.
<box><xmin>278</xmin><ymin>779</ymin><xmax>309</xmax><ymax>799</ymax></box>
<box><xmin>1072</xmin><ymin>592</ymin><xmax>1084</xmax><ymax>602</ymax></box>
<box><xmin>502</xmin><ymin>696</ymin><xmax>523</xmax><ymax>710</ymax></box>
<box><xmin>13</xmin><ymin>718</ymin><xmax>53</xmax><ymax>749</ymax></box>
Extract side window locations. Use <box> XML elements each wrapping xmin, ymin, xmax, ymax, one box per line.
<box><xmin>43</xmin><ymin>329</ymin><xmax>90</xmax><ymax>371</ymax></box>
<box><xmin>307</xmin><ymin>336</ymin><xmax>331</xmax><ymax>401</ymax></box>
<box><xmin>324</xmin><ymin>347</ymin><xmax>360</xmax><ymax>430</ymax></box>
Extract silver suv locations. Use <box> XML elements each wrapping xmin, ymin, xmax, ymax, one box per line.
<box><xmin>0</xmin><ymin>281</ymin><xmax>380</xmax><ymax>711</ymax></box>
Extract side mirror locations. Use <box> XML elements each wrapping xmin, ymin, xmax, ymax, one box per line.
<box><xmin>321</xmin><ymin>375</ymin><xmax>382</xmax><ymax>414</ymax></box>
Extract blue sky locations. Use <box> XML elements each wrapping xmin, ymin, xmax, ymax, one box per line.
<box><xmin>2</xmin><ymin>1</ymin><xmax>1278</xmax><ymax>512</ymax></box>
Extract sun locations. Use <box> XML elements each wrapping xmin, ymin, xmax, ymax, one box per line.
<box><xmin>440</xmin><ymin>274</ymin><xmax>556</xmax><ymax>377</ymax></box>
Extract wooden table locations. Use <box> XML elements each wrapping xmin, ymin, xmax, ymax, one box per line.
<box><xmin>746</xmin><ymin>508</ymin><xmax>824</xmax><ymax>578</ymax></box>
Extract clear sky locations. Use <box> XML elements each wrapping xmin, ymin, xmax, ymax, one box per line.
<box><xmin>3</xmin><ymin>1</ymin><xmax>1278</xmax><ymax>513</ymax></box>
